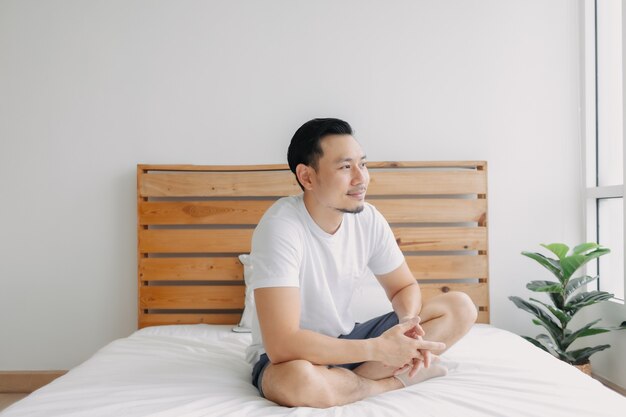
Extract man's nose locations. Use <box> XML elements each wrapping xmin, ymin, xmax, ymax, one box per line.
<box><xmin>352</xmin><ymin>166</ymin><xmax>367</xmax><ymax>185</ymax></box>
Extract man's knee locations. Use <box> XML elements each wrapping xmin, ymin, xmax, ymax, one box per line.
<box><xmin>445</xmin><ymin>291</ymin><xmax>478</xmax><ymax>326</ymax></box>
<box><xmin>263</xmin><ymin>360</ymin><xmax>337</xmax><ymax>408</ymax></box>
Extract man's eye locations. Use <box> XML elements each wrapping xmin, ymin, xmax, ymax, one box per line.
<box><xmin>342</xmin><ymin>165</ymin><xmax>350</xmax><ymax>169</ymax></box>
<box><xmin>360</xmin><ymin>162</ymin><xmax>367</xmax><ymax>168</ymax></box>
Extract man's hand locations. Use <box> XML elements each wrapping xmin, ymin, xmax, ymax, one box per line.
<box><xmin>375</xmin><ymin>320</ymin><xmax>445</xmax><ymax>369</ymax></box>
<box><xmin>398</xmin><ymin>316</ymin><xmax>436</xmax><ymax>377</ymax></box>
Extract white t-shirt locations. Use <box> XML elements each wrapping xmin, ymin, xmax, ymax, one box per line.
<box><xmin>245</xmin><ymin>194</ymin><xmax>404</xmax><ymax>364</ymax></box>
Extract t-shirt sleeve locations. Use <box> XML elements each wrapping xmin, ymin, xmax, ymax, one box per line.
<box><xmin>367</xmin><ymin>206</ymin><xmax>405</xmax><ymax>275</ymax></box>
<box><xmin>248</xmin><ymin>216</ymin><xmax>302</xmax><ymax>290</ymax></box>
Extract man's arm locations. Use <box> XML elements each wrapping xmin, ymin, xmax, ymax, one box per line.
<box><xmin>254</xmin><ymin>286</ymin><xmax>442</xmax><ymax>367</ymax></box>
<box><xmin>376</xmin><ymin>261</ymin><xmax>435</xmax><ymax>375</ymax></box>
<box><xmin>376</xmin><ymin>261</ymin><xmax>422</xmax><ymax>322</ymax></box>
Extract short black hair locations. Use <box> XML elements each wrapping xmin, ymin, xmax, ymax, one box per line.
<box><xmin>287</xmin><ymin>118</ymin><xmax>353</xmax><ymax>190</ymax></box>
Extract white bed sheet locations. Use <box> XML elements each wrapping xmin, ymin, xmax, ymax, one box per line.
<box><xmin>2</xmin><ymin>324</ymin><xmax>624</xmax><ymax>417</ymax></box>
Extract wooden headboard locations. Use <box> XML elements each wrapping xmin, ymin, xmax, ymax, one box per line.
<box><xmin>137</xmin><ymin>162</ymin><xmax>489</xmax><ymax>329</ymax></box>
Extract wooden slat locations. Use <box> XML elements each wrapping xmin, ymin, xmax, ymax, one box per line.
<box><xmin>420</xmin><ymin>283</ymin><xmax>488</xmax><ymax>306</ymax></box>
<box><xmin>139</xmin><ymin>168</ymin><xmax>486</xmax><ymax>198</ymax></box>
<box><xmin>368</xmin><ymin>161</ymin><xmax>486</xmax><ymax>169</ymax></box>
<box><xmin>405</xmin><ymin>255</ymin><xmax>488</xmax><ymax>279</ymax></box>
<box><xmin>140</xmin><ymin>257</ymin><xmax>243</xmax><ymax>281</ymax></box>
<box><xmin>137</xmin><ymin>166</ymin><xmax>148</xmax><ymax>329</ymax></box>
<box><xmin>139</xmin><ymin>313</ymin><xmax>241</xmax><ymax>328</ymax></box>
<box><xmin>139</xmin><ymin>229</ymin><xmax>253</xmax><ymax>254</ymax></box>
<box><xmin>139</xmin><ymin>314</ymin><xmax>491</xmax><ymax>327</ymax></box>
<box><xmin>392</xmin><ymin>227</ymin><xmax>487</xmax><ymax>251</ymax></box>
<box><xmin>140</xmin><ymin>286</ymin><xmax>245</xmax><ymax>309</ymax></box>
<box><xmin>140</xmin><ymin>171</ymin><xmax>300</xmax><ymax>197</ymax></box>
<box><xmin>368</xmin><ymin>170</ymin><xmax>486</xmax><ymax>195</ymax></box>
<box><xmin>476</xmin><ymin>310</ymin><xmax>489</xmax><ymax>324</ymax></box>
<box><xmin>139</xmin><ymin>284</ymin><xmax>486</xmax><ymax>311</ymax></box>
<box><xmin>139</xmin><ymin>161</ymin><xmax>486</xmax><ymax>172</ymax></box>
<box><xmin>140</xmin><ymin>198</ymin><xmax>486</xmax><ymax>226</ymax></box>
<box><xmin>372</xmin><ymin>199</ymin><xmax>487</xmax><ymax>223</ymax></box>
<box><xmin>139</xmin><ymin>200</ymin><xmax>275</xmax><ymax>225</ymax></box>
<box><xmin>139</xmin><ymin>282</ymin><xmax>490</xmax><ymax>303</ymax></box>
<box><xmin>139</xmin><ymin>227</ymin><xmax>485</xmax><ymax>254</ymax></box>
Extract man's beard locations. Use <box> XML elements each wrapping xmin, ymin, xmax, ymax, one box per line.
<box><xmin>336</xmin><ymin>205</ymin><xmax>365</xmax><ymax>214</ymax></box>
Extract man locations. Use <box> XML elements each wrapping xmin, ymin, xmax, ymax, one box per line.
<box><xmin>245</xmin><ymin>118</ymin><xmax>477</xmax><ymax>408</ymax></box>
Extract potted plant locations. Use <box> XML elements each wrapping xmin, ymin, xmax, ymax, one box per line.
<box><xmin>509</xmin><ymin>242</ymin><xmax>626</xmax><ymax>374</ymax></box>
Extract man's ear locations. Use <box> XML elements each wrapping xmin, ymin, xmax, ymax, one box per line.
<box><xmin>295</xmin><ymin>164</ymin><xmax>314</xmax><ymax>191</ymax></box>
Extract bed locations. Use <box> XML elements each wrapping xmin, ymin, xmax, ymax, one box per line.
<box><xmin>2</xmin><ymin>162</ymin><xmax>624</xmax><ymax>417</ymax></box>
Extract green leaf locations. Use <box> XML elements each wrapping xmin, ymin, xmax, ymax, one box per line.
<box><xmin>510</xmin><ymin>296</ymin><xmax>564</xmax><ymax>346</ymax></box>
<box><xmin>564</xmin><ymin>275</ymin><xmax>598</xmax><ymax>300</ymax></box>
<box><xmin>535</xmin><ymin>334</ymin><xmax>560</xmax><ymax>355</ymax></box>
<box><xmin>529</xmin><ymin>298</ymin><xmax>571</xmax><ymax>327</ymax></box>
<box><xmin>560</xmin><ymin>254</ymin><xmax>586</xmax><ymax>281</ymax></box>
<box><xmin>561</xmin><ymin>248</ymin><xmax>611</xmax><ymax>281</ymax></box>
<box><xmin>535</xmin><ymin>334</ymin><xmax>572</xmax><ymax>361</ymax></box>
<box><xmin>587</xmin><ymin>247</ymin><xmax>611</xmax><ymax>258</ymax></box>
<box><xmin>522</xmin><ymin>252</ymin><xmax>563</xmax><ymax>281</ymax></box>
<box><xmin>565</xmin><ymin>344</ymin><xmax>611</xmax><ymax>365</ymax></box>
<box><xmin>526</xmin><ymin>280</ymin><xmax>563</xmax><ymax>293</ymax></box>
<box><xmin>597</xmin><ymin>322</ymin><xmax>626</xmax><ymax>331</ymax></box>
<box><xmin>565</xmin><ymin>291</ymin><xmax>614</xmax><ymax>316</ymax></box>
<box><xmin>541</xmin><ymin>243</ymin><xmax>569</xmax><ymax>260</ymax></box>
<box><xmin>548</xmin><ymin>292</ymin><xmax>565</xmax><ymax>310</ymax></box>
<box><xmin>561</xmin><ymin>319</ymin><xmax>608</xmax><ymax>349</ymax></box>
<box><xmin>572</xmin><ymin>242</ymin><xmax>599</xmax><ymax>255</ymax></box>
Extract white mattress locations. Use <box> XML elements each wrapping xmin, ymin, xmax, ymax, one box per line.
<box><xmin>2</xmin><ymin>324</ymin><xmax>624</xmax><ymax>417</ymax></box>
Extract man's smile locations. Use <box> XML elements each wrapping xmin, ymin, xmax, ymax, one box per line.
<box><xmin>347</xmin><ymin>188</ymin><xmax>367</xmax><ymax>200</ymax></box>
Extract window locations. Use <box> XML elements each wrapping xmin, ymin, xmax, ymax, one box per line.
<box><xmin>583</xmin><ymin>0</ymin><xmax>624</xmax><ymax>301</ymax></box>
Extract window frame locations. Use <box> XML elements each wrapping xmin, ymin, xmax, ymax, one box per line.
<box><xmin>582</xmin><ymin>0</ymin><xmax>625</xmax><ymax>304</ymax></box>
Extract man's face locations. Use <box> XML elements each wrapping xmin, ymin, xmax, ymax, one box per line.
<box><xmin>309</xmin><ymin>134</ymin><xmax>369</xmax><ymax>214</ymax></box>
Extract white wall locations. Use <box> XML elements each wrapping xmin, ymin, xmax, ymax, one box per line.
<box><xmin>1</xmin><ymin>0</ymin><xmax>612</xmax><ymax>386</ymax></box>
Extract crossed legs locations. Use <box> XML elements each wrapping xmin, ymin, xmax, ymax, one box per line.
<box><xmin>260</xmin><ymin>291</ymin><xmax>477</xmax><ymax>408</ymax></box>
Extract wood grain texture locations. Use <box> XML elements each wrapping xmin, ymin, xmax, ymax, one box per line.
<box><xmin>140</xmin><ymin>171</ymin><xmax>300</xmax><ymax>197</ymax></box>
<box><xmin>139</xmin><ymin>283</ymin><xmax>486</xmax><ymax>310</ymax></box>
<box><xmin>406</xmin><ymin>255</ymin><xmax>488</xmax><ymax>279</ymax></box>
<box><xmin>139</xmin><ymin>198</ymin><xmax>486</xmax><ymax>225</ymax></box>
<box><xmin>139</xmin><ymin>229</ymin><xmax>253</xmax><ymax>254</ymax></box>
<box><xmin>476</xmin><ymin>310</ymin><xmax>489</xmax><ymax>324</ymax></box>
<box><xmin>140</xmin><ymin>257</ymin><xmax>243</xmax><ymax>281</ymax></box>
<box><xmin>392</xmin><ymin>227</ymin><xmax>487</xmax><ymax>251</ymax></box>
<box><xmin>138</xmin><ymin>161</ymin><xmax>486</xmax><ymax>172</ymax></box>
<box><xmin>139</xmin><ymin>200</ymin><xmax>276</xmax><ymax>225</ymax></box>
<box><xmin>139</xmin><ymin>167</ymin><xmax>486</xmax><ymax>197</ymax></box>
<box><xmin>138</xmin><ymin>227</ymin><xmax>486</xmax><ymax>254</ymax></box>
<box><xmin>139</xmin><ymin>285</ymin><xmax>245</xmax><ymax>309</ymax></box>
<box><xmin>138</xmin><ymin>313</ymin><xmax>242</xmax><ymax>328</ymax></box>
<box><xmin>368</xmin><ymin>170</ymin><xmax>486</xmax><ymax>195</ymax></box>
<box><xmin>420</xmin><ymin>283</ymin><xmax>488</xmax><ymax>306</ymax></box>
<box><xmin>371</xmin><ymin>198</ymin><xmax>487</xmax><ymax>223</ymax></box>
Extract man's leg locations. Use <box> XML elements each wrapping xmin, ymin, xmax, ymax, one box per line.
<box><xmin>417</xmin><ymin>291</ymin><xmax>478</xmax><ymax>354</ymax></box>
<box><xmin>257</xmin><ymin>312</ymin><xmax>402</xmax><ymax>407</ymax></box>
<box><xmin>261</xmin><ymin>359</ymin><xmax>402</xmax><ymax>408</ymax></box>
<box><xmin>258</xmin><ymin>292</ymin><xmax>476</xmax><ymax>407</ymax></box>
<box><xmin>353</xmin><ymin>291</ymin><xmax>477</xmax><ymax>380</ymax></box>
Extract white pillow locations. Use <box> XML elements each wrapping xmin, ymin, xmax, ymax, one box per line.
<box><xmin>232</xmin><ymin>254</ymin><xmax>254</xmax><ymax>333</ymax></box>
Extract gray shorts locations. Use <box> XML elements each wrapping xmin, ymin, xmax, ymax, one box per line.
<box><xmin>251</xmin><ymin>311</ymin><xmax>399</xmax><ymax>397</ymax></box>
